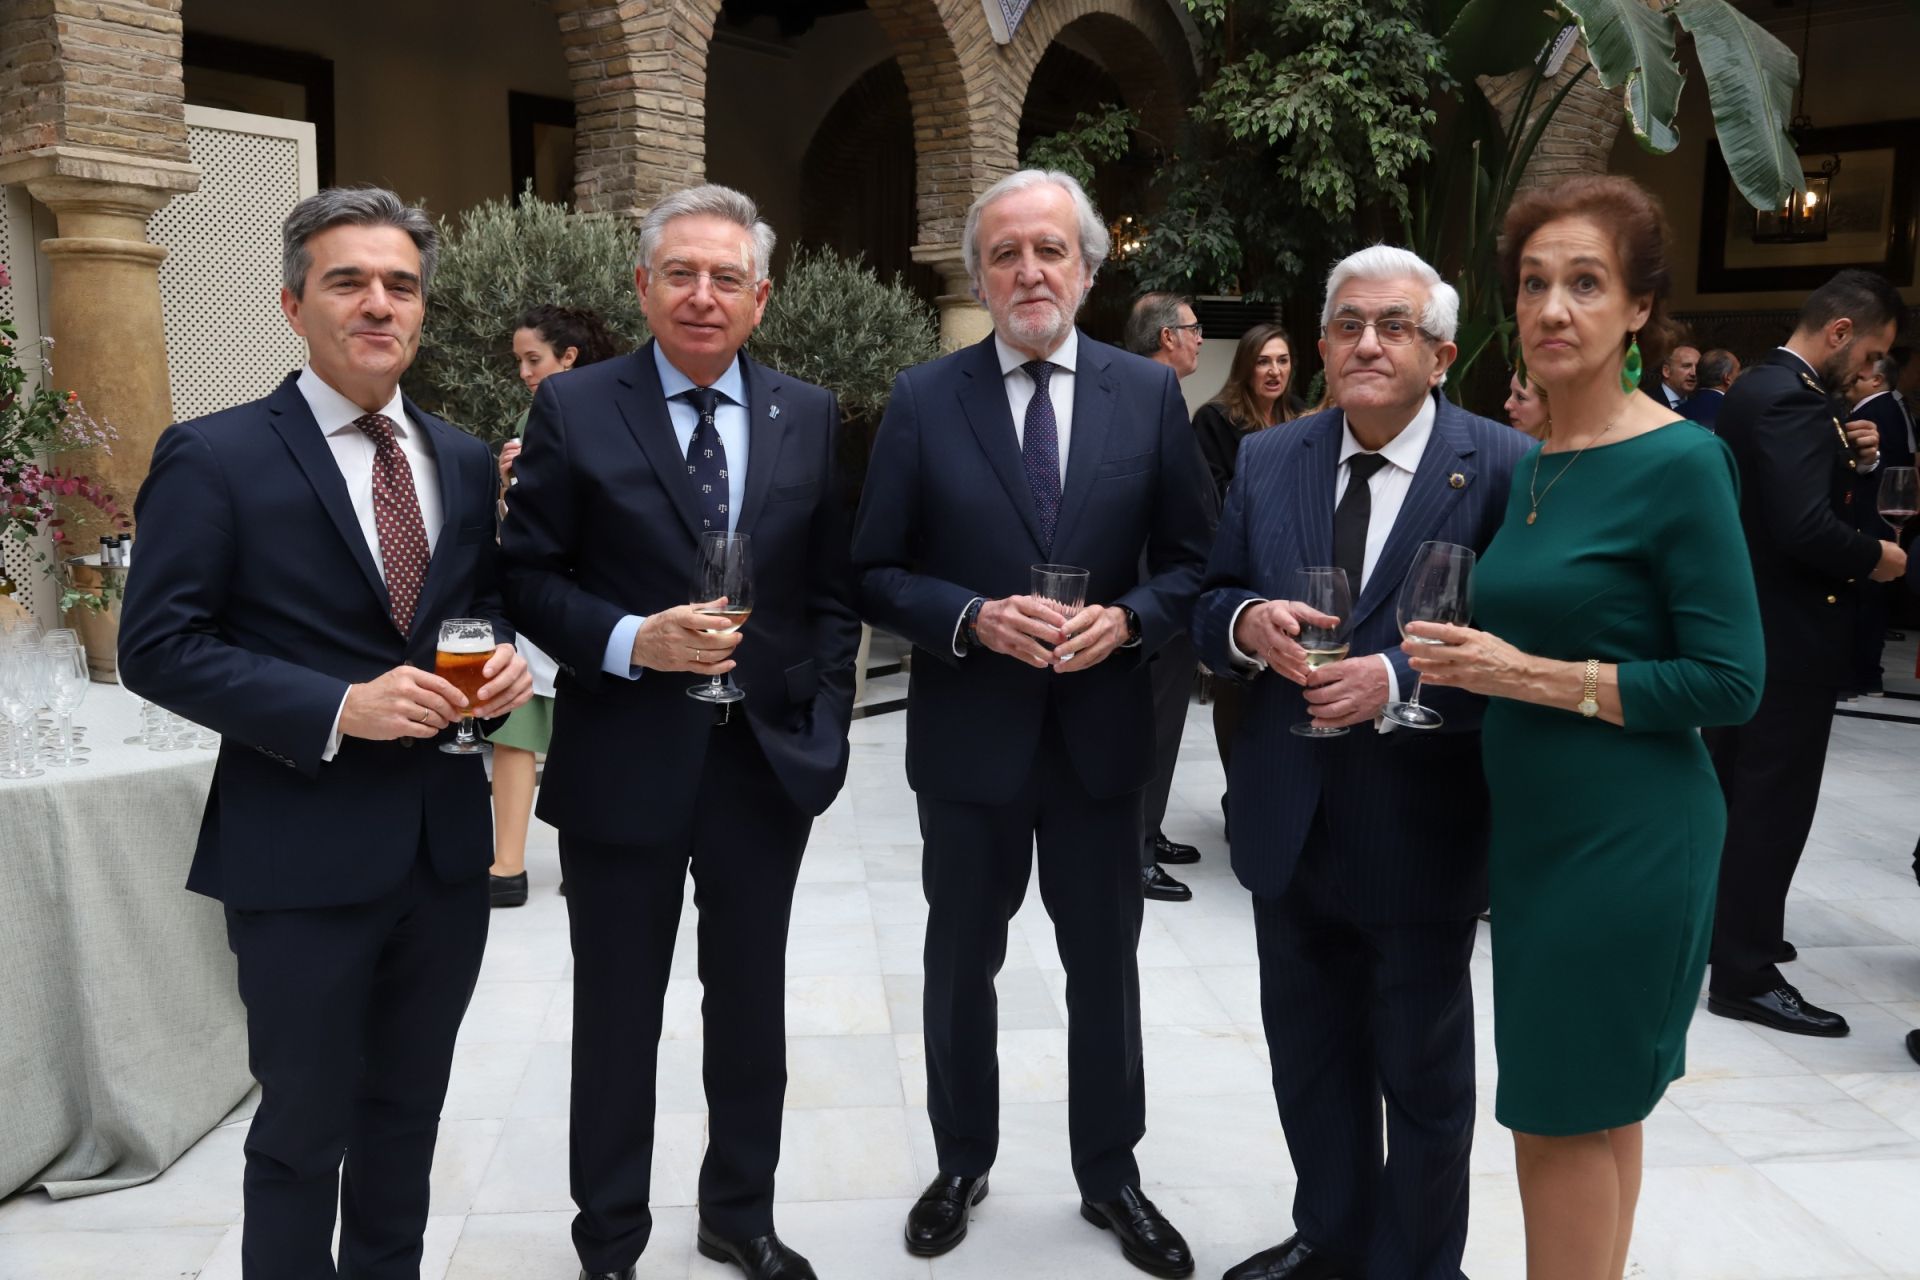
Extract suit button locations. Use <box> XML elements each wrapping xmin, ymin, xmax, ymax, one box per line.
<box><xmin>401</xmin><ymin>739</ymin><xmax>415</xmax><ymax>749</ymax></box>
<box><xmin>1826</xmin><ymin>594</ymin><xmax>1838</xmax><ymax>604</ymax></box>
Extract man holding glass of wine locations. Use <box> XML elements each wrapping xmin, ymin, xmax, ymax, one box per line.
<box><xmin>1190</xmin><ymin>246</ymin><xmax>1528</xmax><ymax>1280</ymax></box>
<box><xmin>117</xmin><ymin>188</ymin><xmax>531</xmax><ymax>1279</ymax></box>
<box><xmin>498</xmin><ymin>184</ymin><xmax>859</xmax><ymax>1280</ymax></box>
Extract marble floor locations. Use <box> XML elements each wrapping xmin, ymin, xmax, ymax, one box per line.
<box><xmin>5</xmin><ymin>694</ymin><xmax>1920</xmax><ymax>1279</ymax></box>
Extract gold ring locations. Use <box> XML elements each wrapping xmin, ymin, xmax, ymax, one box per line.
<box><xmin>417</xmin><ymin>709</ymin><xmax>430</xmax><ymax>724</ymax></box>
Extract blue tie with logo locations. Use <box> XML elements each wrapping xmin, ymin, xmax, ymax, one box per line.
<box><xmin>1021</xmin><ymin>360</ymin><xmax>1061</xmax><ymax>550</ymax></box>
<box><xmin>677</xmin><ymin>386</ymin><xmax>731</xmax><ymax>533</ymax></box>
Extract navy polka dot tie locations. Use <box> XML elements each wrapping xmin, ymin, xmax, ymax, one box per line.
<box><xmin>677</xmin><ymin>386</ymin><xmax>731</xmax><ymax>533</ymax></box>
<box><xmin>1021</xmin><ymin>360</ymin><xmax>1060</xmax><ymax>551</ymax></box>
<box><xmin>354</xmin><ymin>412</ymin><xmax>430</xmax><ymax>635</ymax></box>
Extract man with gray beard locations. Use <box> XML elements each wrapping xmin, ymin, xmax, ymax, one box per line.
<box><xmin>852</xmin><ymin>170</ymin><xmax>1213</xmax><ymax>1276</ymax></box>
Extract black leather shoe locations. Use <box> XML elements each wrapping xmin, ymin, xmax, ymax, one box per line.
<box><xmin>1142</xmin><ymin>864</ymin><xmax>1193</xmax><ymax>903</ymax></box>
<box><xmin>1708</xmin><ymin>985</ymin><xmax>1849</xmax><ymax>1037</ymax></box>
<box><xmin>1079</xmin><ymin>1186</ymin><xmax>1193</xmax><ymax>1278</ymax></box>
<box><xmin>1223</xmin><ymin>1234</ymin><xmax>1346</xmax><ymax>1280</ymax></box>
<box><xmin>578</xmin><ymin>1269</ymin><xmax>634</xmax><ymax>1280</ymax></box>
<box><xmin>1774</xmin><ymin>939</ymin><xmax>1798</xmax><ymax>964</ymax></box>
<box><xmin>904</xmin><ymin>1172</ymin><xmax>988</xmax><ymax>1256</ymax></box>
<box><xmin>694</xmin><ymin>1222</ymin><xmax>817</xmax><ymax>1279</ymax></box>
<box><xmin>1153</xmin><ymin>831</ymin><xmax>1200</xmax><ymax>865</ymax></box>
<box><xmin>1907</xmin><ymin>1030</ymin><xmax>1920</xmax><ymax>1066</ymax></box>
<box><xmin>489</xmin><ymin>871</ymin><xmax>528</xmax><ymax>908</ymax></box>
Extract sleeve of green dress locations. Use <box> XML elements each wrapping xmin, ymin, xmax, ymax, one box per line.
<box><xmin>1615</xmin><ymin>433</ymin><xmax>1766</xmax><ymax>733</ymax></box>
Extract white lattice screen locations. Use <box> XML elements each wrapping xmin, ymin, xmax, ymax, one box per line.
<box><xmin>148</xmin><ymin>105</ymin><xmax>317</xmax><ymax>422</ymax></box>
<box><xmin>2</xmin><ymin>182</ymin><xmax>55</xmax><ymax>625</ymax></box>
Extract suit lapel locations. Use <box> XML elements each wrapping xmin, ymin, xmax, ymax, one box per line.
<box><xmin>613</xmin><ymin>343</ymin><xmax>704</xmax><ymax>543</ymax></box>
<box><xmin>1051</xmin><ymin>332</ymin><xmax>1113</xmax><ymax>556</ymax></box>
<box><xmin>264</xmin><ymin>375</ymin><xmax>391</xmax><ymax>616</ymax></box>
<box><xmin>405</xmin><ymin>398</ymin><xmax>465</xmax><ymax>647</ymax></box>
<box><xmin>736</xmin><ymin>353</ymin><xmax>785</xmax><ymax>535</ymax></box>
<box><xmin>956</xmin><ymin>336</ymin><xmax>1046</xmax><ymax>552</ymax></box>
<box><xmin>1293</xmin><ymin>413</ymin><xmax>1339</xmax><ymax>573</ymax></box>
<box><xmin>1351</xmin><ymin>398</ymin><xmax>1475</xmax><ymax>629</ymax></box>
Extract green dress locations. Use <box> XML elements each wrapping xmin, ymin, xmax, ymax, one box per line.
<box><xmin>1474</xmin><ymin>422</ymin><xmax>1763</xmax><ymax>1135</ymax></box>
<box><xmin>487</xmin><ymin>407</ymin><xmax>556</xmax><ymax>754</ymax></box>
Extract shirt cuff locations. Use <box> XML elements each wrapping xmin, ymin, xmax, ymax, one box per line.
<box><xmin>603</xmin><ymin>614</ymin><xmax>646</xmax><ymax>680</ymax></box>
<box><xmin>1227</xmin><ymin>598</ymin><xmax>1267</xmax><ymax>670</ymax></box>
<box><xmin>953</xmin><ymin>597</ymin><xmax>985</xmax><ymax>658</ymax></box>
<box><xmin>322</xmin><ymin>689</ymin><xmax>348</xmax><ymax>762</ymax></box>
<box><xmin>1374</xmin><ymin>653</ymin><xmax>1399</xmax><ymax>735</ymax></box>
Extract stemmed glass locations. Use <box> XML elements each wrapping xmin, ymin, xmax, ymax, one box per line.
<box><xmin>0</xmin><ymin>641</ymin><xmax>49</xmax><ymax>780</ymax></box>
<box><xmin>1384</xmin><ymin>541</ymin><xmax>1477</xmax><ymax>730</ymax></box>
<box><xmin>41</xmin><ymin>637</ymin><xmax>89</xmax><ymax>767</ymax></box>
<box><xmin>436</xmin><ymin>618</ymin><xmax>495</xmax><ymax>755</ymax></box>
<box><xmin>688</xmin><ymin>531</ymin><xmax>752</xmax><ymax>705</ymax></box>
<box><xmin>1290</xmin><ymin>566</ymin><xmax>1354</xmax><ymax>739</ymax></box>
<box><xmin>1877</xmin><ymin>466</ymin><xmax>1917</xmax><ymax>536</ymax></box>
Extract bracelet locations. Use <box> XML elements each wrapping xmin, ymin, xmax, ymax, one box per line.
<box><xmin>1577</xmin><ymin>658</ymin><xmax>1600</xmax><ymax>718</ymax></box>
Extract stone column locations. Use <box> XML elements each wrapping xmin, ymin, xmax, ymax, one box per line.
<box><xmin>914</xmin><ymin>246</ymin><xmax>992</xmax><ymax>350</ymax></box>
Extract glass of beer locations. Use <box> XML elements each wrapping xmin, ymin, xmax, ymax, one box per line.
<box><xmin>436</xmin><ymin>618</ymin><xmax>496</xmax><ymax>755</ymax></box>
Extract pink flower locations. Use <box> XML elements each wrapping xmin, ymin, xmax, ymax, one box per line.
<box><xmin>0</xmin><ymin>261</ymin><xmax>11</xmax><ymax>289</ymax></box>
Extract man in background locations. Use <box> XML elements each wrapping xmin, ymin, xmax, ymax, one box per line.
<box><xmin>1677</xmin><ymin>348</ymin><xmax>1739</xmax><ymax>429</ymax></box>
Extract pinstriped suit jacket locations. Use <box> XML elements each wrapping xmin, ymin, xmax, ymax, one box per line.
<box><xmin>1192</xmin><ymin>397</ymin><xmax>1531</xmax><ymax>917</ymax></box>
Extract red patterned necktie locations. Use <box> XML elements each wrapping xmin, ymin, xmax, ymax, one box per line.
<box><xmin>354</xmin><ymin>412</ymin><xmax>431</xmax><ymax>635</ymax></box>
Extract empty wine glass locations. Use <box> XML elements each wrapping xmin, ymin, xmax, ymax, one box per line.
<box><xmin>0</xmin><ymin>641</ymin><xmax>49</xmax><ymax>780</ymax></box>
<box><xmin>41</xmin><ymin>637</ymin><xmax>89</xmax><ymax>767</ymax></box>
<box><xmin>1290</xmin><ymin>566</ymin><xmax>1354</xmax><ymax>739</ymax></box>
<box><xmin>688</xmin><ymin>531</ymin><xmax>753</xmax><ymax>705</ymax></box>
<box><xmin>1384</xmin><ymin>541</ymin><xmax>1477</xmax><ymax>730</ymax></box>
<box><xmin>1878</xmin><ymin>466</ymin><xmax>1917</xmax><ymax>535</ymax></box>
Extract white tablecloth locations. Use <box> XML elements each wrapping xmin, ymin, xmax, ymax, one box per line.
<box><xmin>0</xmin><ymin>686</ymin><xmax>252</xmax><ymax>1199</ymax></box>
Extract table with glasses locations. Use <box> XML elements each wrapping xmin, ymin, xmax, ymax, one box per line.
<box><xmin>0</xmin><ymin>654</ymin><xmax>252</xmax><ymax>1201</ymax></box>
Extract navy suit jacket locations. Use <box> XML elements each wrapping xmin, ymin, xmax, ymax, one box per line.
<box><xmin>1676</xmin><ymin>387</ymin><xmax>1726</xmax><ymax>430</ymax></box>
<box><xmin>499</xmin><ymin>342</ymin><xmax>860</xmax><ymax>843</ymax></box>
<box><xmin>1191</xmin><ymin>397</ymin><xmax>1530</xmax><ymax>918</ymax></box>
<box><xmin>851</xmin><ymin>332</ymin><xmax>1214</xmax><ymax>806</ymax></box>
<box><xmin>118</xmin><ymin>373</ymin><xmax>513</xmax><ymax>910</ymax></box>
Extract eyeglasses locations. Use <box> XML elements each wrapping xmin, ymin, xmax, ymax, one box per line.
<box><xmin>1324</xmin><ymin>317</ymin><xmax>1432</xmax><ymax>347</ymax></box>
<box><xmin>1165</xmin><ymin>322</ymin><xmax>1203</xmax><ymax>336</ymax></box>
<box><xmin>656</xmin><ymin>267</ymin><xmax>752</xmax><ymax>296</ymax></box>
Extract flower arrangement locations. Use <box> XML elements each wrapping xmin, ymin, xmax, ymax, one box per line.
<box><xmin>1</xmin><ymin>260</ymin><xmax>130</xmax><ymax>612</ymax></box>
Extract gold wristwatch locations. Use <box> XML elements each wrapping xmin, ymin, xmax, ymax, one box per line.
<box><xmin>1577</xmin><ymin>658</ymin><xmax>1600</xmax><ymax>718</ymax></box>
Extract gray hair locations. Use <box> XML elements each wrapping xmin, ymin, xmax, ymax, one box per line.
<box><xmin>1320</xmin><ymin>244</ymin><xmax>1459</xmax><ymax>343</ymax></box>
<box><xmin>1124</xmin><ymin>292</ymin><xmax>1194</xmax><ymax>357</ymax></box>
<box><xmin>1696</xmin><ymin>348</ymin><xmax>1738</xmax><ymax>390</ymax></box>
<box><xmin>962</xmin><ymin>169</ymin><xmax>1111</xmax><ymax>295</ymax></box>
<box><xmin>638</xmin><ymin>184</ymin><xmax>777</xmax><ymax>281</ymax></box>
<box><xmin>282</xmin><ymin>186</ymin><xmax>438</xmax><ymax>298</ymax></box>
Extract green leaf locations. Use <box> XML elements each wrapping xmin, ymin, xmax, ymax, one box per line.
<box><xmin>1442</xmin><ymin>0</ymin><xmax>1567</xmax><ymax>77</ymax></box>
<box><xmin>1673</xmin><ymin>0</ymin><xmax>1802</xmax><ymax>209</ymax></box>
<box><xmin>1557</xmin><ymin>0</ymin><xmax>1684</xmax><ymax>153</ymax></box>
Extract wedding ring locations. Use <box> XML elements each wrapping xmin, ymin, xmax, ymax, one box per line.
<box><xmin>417</xmin><ymin>709</ymin><xmax>430</xmax><ymax>723</ymax></box>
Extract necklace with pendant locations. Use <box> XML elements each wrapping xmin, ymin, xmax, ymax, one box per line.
<box><xmin>1527</xmin><ymin>415</ymin><xmax>1620</xmax><ymax>525</ymax></box>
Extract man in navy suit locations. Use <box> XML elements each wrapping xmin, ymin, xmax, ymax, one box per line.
<box><xmin>1192</xmin><ymin>246</ymin><xmax>1529</xmax><ymax>1280</ymax></box>
<box><xmin>1845</xmin><ymin>355</ymin><xmax>1913</xmax><ymax>696</ymax></box>
<box><xmin>118</xmin><ymin>188</ymin><xmax>533</xmax><ymax>1279</ymax></box>
<box><xmin>853</xmin><ymin>170</ymin><xmax>1213</xmax><ymax>1277</ymax></box>
<box><xmin>499</xmin><ymin>184</ymin><xmax>859</xmax><ymax>1280</ymax></box>
<box><xmin>1676</xmin><ymin>347</ymin><xmax>1739</xmax><ymax>430</ymax></box>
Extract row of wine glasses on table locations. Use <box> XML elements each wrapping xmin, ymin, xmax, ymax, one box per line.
<box><xmin>0</xmin><ymin>623</ymin><xmax>94</xmax><ymax>781</ymax></box>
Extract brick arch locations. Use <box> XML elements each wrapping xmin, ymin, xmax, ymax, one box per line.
<box><xmin>552</xmin><ymin>0</ymin><xmax>725</xmax><ymax>222</ymax></box>
<box><xmin>1003</xmin><ymin>0</ymin><xmax>1197</xmax><ymax>162</ymax></box>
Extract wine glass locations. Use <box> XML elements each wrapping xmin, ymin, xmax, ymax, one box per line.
<box><xmin>1384</xmin><ymin>541</ymin><xmax>1477</xmax><ymax>730</ymax></box>
<box><xmin>0</xmin><ymin>641</ymin><xmax>49</xmax><ymax>780</ymax></box>
<box><xmin>688</xmin><ymin>531</ymin><xmax>752</xmax><ymax>705</ymax></box>
<box><xmin>436</xmin><ymin>618</ymin><xmax>496</xmax><ymax>755</ymax></box>
<box><xmin>1877</xmin><ymin>466</ymin><xmax>1917</xmax><ymax>536</ymax></box>
<box><xmin>41</xmin><ymin>637</ymin><xmax>89</xmax><ymax>767</ymax></box>
<box><xmin>1289</xmin><ymin>566</ymin><xmax>1354</xmax><ymax>739</ymax></box>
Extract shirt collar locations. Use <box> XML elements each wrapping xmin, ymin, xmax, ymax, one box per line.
<box><xmin>1338</xmin><ymin>391</ymin><xmax>1437</xmax><ymax>474</ymax></box>
<box><xmin>995</xmin><ymin>326</ymin><xmax>1079</xmax><ymax>380</ymax></box>
<box><xmin>1854</xmin><ymin>389</ymin><xmax>1892</xmax><ymax>412</ymax></box>
<box><xmin>299</xmin><ymin>365</ymin><xmax>410</xmax><ymax>438</ymax></box>
<box><xmin>654</xmin><ymin>340</ymin><xmax>748</xmax><ymax>410</ymax></box>
<box><xmin>1775</xmin><ymin>345</ymin><xmax>1823</xmax><ymax>385</ymax></box>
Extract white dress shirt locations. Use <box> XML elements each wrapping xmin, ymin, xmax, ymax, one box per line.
<box><xmin>1227</xmin><ymin>394</ymin><xmax>1439</xmax><ymax>728</ymax></box>
<box><xmin>297</xmin><ymin>365</ymin><xmax>443</xmax><ymax>761</ymax></box>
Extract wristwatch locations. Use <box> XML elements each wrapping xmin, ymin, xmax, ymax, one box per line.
<box><xmin>1577</xmin><ymin>658</ymin><xmax>1600</xmax><ymax>718</ymax></box>
<box><xmin>1119</xmin><ymin>605</ymin><xmax>1142</xmax><ymax>647</ymax></box>
<box><xmin>959</xmin><ymin>597</ymin><xmax>986</xmax><ymax>654</ymax></box>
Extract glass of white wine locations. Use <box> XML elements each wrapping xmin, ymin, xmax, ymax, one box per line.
<box><xmin>688</xmin><ymin>530</ymin><xmax>752</xmax><ymax>705</ymax></box>
<box><xmin>1384</xmin><ymin>540</ymin><xmax>1477</xmax><ymax>730</ymax></box>
<box><xmin>1290</xmin><ymin>565</ymin><xmax>1354</xmax><ymax>739</ymax></box>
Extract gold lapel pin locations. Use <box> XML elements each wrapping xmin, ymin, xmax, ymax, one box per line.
<box><xmin>1449</xmin><ymin>472</ymin><xmax>1466</xmax><ymax>489</ymax></box>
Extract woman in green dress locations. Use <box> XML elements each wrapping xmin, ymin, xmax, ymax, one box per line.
<box><xmin>488</xmin><ymin>304</ymin><xmax>625</xmax><ymax>905</ymax></box>
<box><xmin>1402</xmin><ymin>176</ymin><xmax>1763</xmax><ymax>1279</ymax></box>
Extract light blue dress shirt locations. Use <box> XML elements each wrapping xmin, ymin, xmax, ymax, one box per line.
<box><xmin>601</xmin><ymin>344</ymin><xmax>752</xmax><ymax>678</ymax></box>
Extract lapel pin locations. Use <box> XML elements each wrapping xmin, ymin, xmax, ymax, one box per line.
<box><xmin>1449</xmin><ymin>472</ymin><xmax>1466</xmax><ymax>489</ymax></box>
<box><xmin>768</xmin><ymin>404</ymin><xmax>780</xmax><ymax>420</ymax></box>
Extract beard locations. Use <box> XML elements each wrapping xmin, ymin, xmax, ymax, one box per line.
<box><xmin>1821</xmin><ymin>339</ymin><xmax>1861</xmax><ymax>392</ymax></box>
<box><xmin>995</xmin><ymin>288</ymin><xmax>1081</xmax><ymax>352</ymax></box>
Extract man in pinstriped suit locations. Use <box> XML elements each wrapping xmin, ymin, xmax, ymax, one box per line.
<box><xmin>1192</xmin><ymin>247</ymin><xmax>1529</xmax><ymax>1280</ymax></box>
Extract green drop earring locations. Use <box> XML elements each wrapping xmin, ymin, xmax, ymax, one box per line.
<box><xmin>1620</xmin><ymin>332</ymin><xmax>1643</xmax><ymax>395</ymax></box>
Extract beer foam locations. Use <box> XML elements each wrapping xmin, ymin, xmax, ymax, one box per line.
<box><xmin>439</xmin><ymin>634</ymin><xmax>495</xmax><ymax>654</ymax></box>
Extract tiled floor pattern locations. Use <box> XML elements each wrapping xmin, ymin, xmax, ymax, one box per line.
<box><xmin>5</xmin><ymin>697</ymin><xmax>1920</xmax><ymax>1279</ymax></box>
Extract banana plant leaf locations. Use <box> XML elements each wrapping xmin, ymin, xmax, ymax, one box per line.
<box><xmin>1673</xmin><ymin>0</ymin><xmax>1802</xmax><ymax>210</ymax></box>
<box><xmin>1557</xmin><ymin>0</ymin><xmax>1684</xmax><ymax>153</ymax></box>
<box><xmin>1441</xmin><ymin>0</ymin><xmax>1569</xmax><ymax>78</ymax></box>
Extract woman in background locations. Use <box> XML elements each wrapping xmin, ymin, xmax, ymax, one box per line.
<box><xmin>1505</xmin><ymin>368</ymin><xmax>1550</xmax><ymax>440</ymax></box>
<box><xmin>489</xmin><ymin>304</ymin><xmax>624</xmax><ymax>906</ymax></box>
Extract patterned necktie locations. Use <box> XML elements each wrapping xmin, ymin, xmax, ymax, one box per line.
<box><xmin>354</xmin><ymin>412</ymin><xmax>431</xmax><ymax>635</ymax></box>
<box><xmin>1021</xmin><ymin>360</ymin><xmax>1061</xmax><ymax>550</ymax></box>
<box><xmin>677</xmin><ymin>386</ymin><xmax>731</xmax><ymax>533</ymax></box>
<box><xmin>1333</xmin><ymin>452</ymin><xmax>1389</xmax><ymax>594</ymax></box>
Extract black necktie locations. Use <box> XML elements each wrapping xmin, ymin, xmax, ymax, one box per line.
<box><xmin>676</xmin><ymin>386</ymin><xmax>731</xmax><ymax>533</ymax></box>
<box><xmin>1333</xmin><ymin>452</ymin><xmax>1389</xmax><ymax>593</ymax></box>
<box><xmin>1021</xmin><ymin>361</ymin><xmax>1061</xmax><ymax>550</ymax></box>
